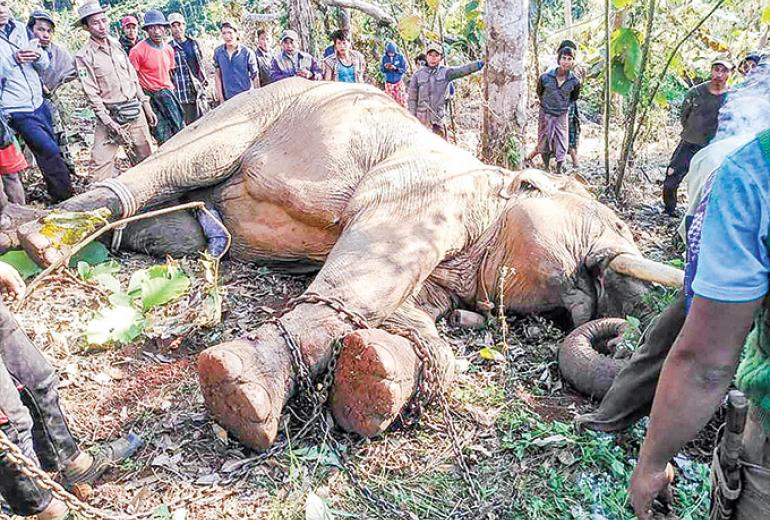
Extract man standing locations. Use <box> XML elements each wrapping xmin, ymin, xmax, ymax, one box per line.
<box><xmin>168</xmin><ymin>12</ymin><xmax>206</xmax><ymax>125</ymax></box>
<box><xmin>118</xmin><ymin>15</ymin><xmax>142</xmax><ymax>56</ymax></box>
<box><xmin>662</xmin><ymin>56</ymin><xmax>733</xmax><ymax>216</ymax></box>
<box><xmin>212</xmin><ymin>21</ymin><xmax>259</xmax><ymax>104</ymax></box>
<box><xmin>129</xmin><ymin>10</ymin><xmax>184</xmax><ymax>145</ymax></box>
<box><xmin>270</xmin><ymin>29</ymin><xmax>322</xmax><ymax>82</ymax></box>
<box><xmin>629</xmin><ymin>128</ymin><xmax>770</xmax><ymax>520</ymax></box>
<box><xmin>0</xmin><ymin>0</ymin><xmax>71</xmax><ymax>202</ymax></box>
<box><xmin>407</xmin><ymin>42</ymin><xmax>483</xmax><ymax>138</ymax></box>
<box><xmin>75</xmin><ymin>2</ymin><xmax>155</xmax><ymax>181</ymax></box>
<box><xmin>27</xmin><ymin>10</ymin><xmax>77</xmax><ymax>176</ymax></box>
<box><xmin>255</xmin><ymin>28</ymin><xmax>274</xmax><ymax>88</ymax></box>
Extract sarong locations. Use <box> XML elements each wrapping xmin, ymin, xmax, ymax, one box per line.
<box><xmin>145</xmin><ymin>89</ymin><xmax>185</xmax><ymax>145</ymax></box>
<box><xmin>537</xmin><ymin>107</ymin><xmax>569</xmax><ymax>162</ymax></box>
<box><xmin>385</xmin><ymin>80</ymin><xmax>407</xmax><ymax>107</ymax></box>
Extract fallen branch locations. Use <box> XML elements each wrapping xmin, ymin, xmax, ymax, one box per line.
<box><xmin>20</xmin><ymin>202</ymin><xmax>232</xmax><ymax>307</ymax></box>
<box><xmin>243</xmin><ymin>12</ymin><xmax>283</xmax><ymax>22</ymax></box>
<box><xmin>313</xmin><ymin>0</ymin><xmax>395</xmax><ymax>26</ymax></box>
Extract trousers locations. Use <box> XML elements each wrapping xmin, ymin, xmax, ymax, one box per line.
<box><xmin>0</xmin><ymin>300</ymin><xmax>80</xmax><ymax>516</ymax></box>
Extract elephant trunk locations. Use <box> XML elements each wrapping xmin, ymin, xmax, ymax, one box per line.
<box><xmin>558</xmin><ymin>318</ymin><xmax>629</xmax><ymax>399</ymax></box>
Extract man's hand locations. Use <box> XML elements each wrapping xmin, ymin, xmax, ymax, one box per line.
<box><xmin>630</xmin><ymin>463</ymin><xmax>674</xmax><ymax>520</ymax></box>
<box><xmin>0</xmin><ymin>262</ymin><xmax>25</xmax><ymax>300</ymax></box>
<box><xmin>14</xmin><ymin>49</ymin><xmax>41</xmax><ymax>64</ymax></box>
<box><xmin>296</xmin><ymin>69</ymin><xmax>311</xmax><ymax>79</ymax></box>
<box><xmin>107</xmin><ymin>119</ymin><xmax>123</xmax><ymax>136</ymax></box>
<box><xmin>143</xmin><ymin>103</ymin><xmax>158</xmax><ymax>127</ymax></box>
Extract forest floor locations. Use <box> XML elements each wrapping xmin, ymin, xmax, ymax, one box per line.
<box><xmin>1</xmin><ymin>85</ymin><xmax>712</xmax><ymax>520</ymax></box>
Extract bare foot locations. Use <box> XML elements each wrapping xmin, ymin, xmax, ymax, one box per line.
<box><xmin>197</xmin><ymin>335</ymin><xmax>293</xmax><ymax>450</ymax></box>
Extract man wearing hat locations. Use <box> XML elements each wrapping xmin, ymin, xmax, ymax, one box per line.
<box><xmin>129</xmin><ymin>9</ymin><xmax>185</xmax><ymax>145</ymax></box>
<box><xmin>738</xmin><ymin>51</ymin><xmax>763</xmax><ymax>78</ymax></box>
<box><xmin>0</xmin><ymin>0</ymin><xmax>72</xmax><ymax>203</ymax></box>
<box><xmin>27</xmin><ymin>10</ymin><xmax>77</xmax><ymax>178</ymax></box>
<box><xmin>168</xmin><ymin>12</ymin><xmax>206</xmax><ymax>124</ymax></box>
<box><xmin>118</xmin><ymin>14</ymin><xmax>143</xmax><ymax>56</ymax></box>
<box><xmin>75</xmin><ymin>1</ymin><xmax>155</xmax><ymax>180</ymax></box>
<box><xmin>407</xmin><ymin>42</ymin><xmax>483</xmax><ymax>138</ymax></box>
<box><xmin>213</xmin><ymin>21</ymin><xmax>259</xmax><ymax>104</ymax></box>
<box><xmin>270</xmin><ymin>29</ymin><xmax>322</xmax><ymax>82</ymax></box>
<box><xmin>662</xmin><ymin>55</ymin><xmax>733</xmax><ymax>216</ymax></box>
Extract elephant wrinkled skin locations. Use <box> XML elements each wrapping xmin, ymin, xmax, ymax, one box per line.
<box><xmin>7</xmin><ymin>79</ymin><xmax>683</xmax><ymax>450</ymax></box>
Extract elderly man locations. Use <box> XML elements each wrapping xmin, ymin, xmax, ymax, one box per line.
<box><xmin>408</xmin><ymin>42</ymin><xmax>483</xmax><ymax>138</ymax></box>
<box><xmin>0</xmin><ymin>0</ymin><xmax>72</xmax><ymax>202</ymax></box>
<box><xmin>212</xmin><ymin>21</ymin><xmax>259</xmax><ymax>104</ymax></box>
<box><xmin>118</xmin><ymin>14</ymin><xmax>142</xmax><ymax>55</ymax></box>
<box><xmin>270</xmin><ymin>29</ymin><xmax>322</xmax><ymax>82</ymax></box>
<box><xmin>75</xmin><ymin>2</ymin><xmax>155</xmax><ymax>181</ymax></box>
<box><xmin>168</xmin><ymin>12</ymin><xmax>206</xmax><ymax>125</ymax></box>
<box><xmin>662</xmin><ymin>56</ymin><xmax>733</xmax><ymax>216</ymax></box>
<box><xmin>129</xmin><ymin>10</ymin><xmax>184</xmax><ymax>145</ymax></box>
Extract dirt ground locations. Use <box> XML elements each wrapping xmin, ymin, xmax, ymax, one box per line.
<box><xmin>1</xmin><ymin>84</ymin><xmax>712</xmax><ymax>520</ymax></box>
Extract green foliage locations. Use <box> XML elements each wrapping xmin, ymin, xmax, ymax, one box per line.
<box><xmin>397</xmin><ymin>14</ymin><xmax>423</xmax><ymax>42</ymax></box>
<box><xmin>69</xmin><ymin>241</ymin><xmax>110</xmax><ymax>268</ymax></box>
<box><xmin>0</xmin><ymin>250</ymin><xmax>42</xmax><ymax>279</ymax></box>
<box><xmin>612</xmin><ymin>0</ymin><xmax>635</xmax><ymax>8</ymax></box>
<box><xmin>85</xmin><ymin>303</ymin><xmax>146</xmax><ymax>345</ymax></box>
<box><xmin>128</xmin><ymin>264</ymin><xmax>192</xmax><ymax>310</ymax></box>
<box><xmin>762</xmin><ymin>6</ymin><xmax>770</xmax><ymax>24</ymax></box>
<box><xmin>610</xmin><ymin>28</ymin><xmax>642</xmax><ymax>95</ymax></box>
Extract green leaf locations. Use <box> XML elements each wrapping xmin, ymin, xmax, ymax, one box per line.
<box><xmin>654</xmin><ymin>90</ymin><xmax>669</xmax><ymax>108</ymax></box>
<box><xmin>762</xmin><ymin>6</ymin><xmax>770</xmax><ymax>24</ymax></box>
<box><xmin>0</xmin><ymin>250</ymin><xmax>42</xmax><ymax>279</ymax></box>
<box><xmin>426</xmin><ymin>0</ymin><xmax>440</xmax><ymax>13</ymax></box>
<box><xmin>93</xmin><ymin>273</ymin><xmax>122</xmax><ymax>294</ymax></box>
<box><xmin>85</xmin><ymin>305</ymin><xmax>145</xmax><ymax>345</ymax></box>
<box><xmin>77</xmin><ymin>261</ymin><xmax>92</xmax><ymax>280</ymax></box>
<box><xmin>108</xmin><ymin>292</ymin><xmax>132</xmax><ymax>307</ymax></box>
<box><xmin>139</xmin><ymin>267</ymin><xmax>191</xmax><ymax>310</ymax></box>
<box><xmin>398</xmin><ymin>14</ymin><xmax>422</xmax><ymax>41</ymax></box>
<box><xmin>611</xmin><ymin>62</ymin><xmax>633</xmax><ymax>95</ymax></box>
<box><xmin>479</xmin><ymin>346</ymin><xmax>505</xmax><ymax>362</ymax></box>
<box><xmin>68</xmin><ymin>241</ymin><xmax>110</xmax><ymax>268</ymax></box>
<box><xmin>611</xmin><ymin>28</ymin><xmax>642</xmax><ymax>81</ymax></box>
<box><xmin>612</xmin><ymin>0</ymin><xmax>634</xmax><ymax>8</ymax></box>
<box><xmin>464</xmin><ymin>0</ymin><xmax>479</xmax><ymax>13</ymax></box>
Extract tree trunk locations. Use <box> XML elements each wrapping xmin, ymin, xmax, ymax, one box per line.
<box><xmin>564</xmin><ymin>0</ymin><xmax>573</xmax><ymax>38</ymax></box>
<box><xmin>289</xmin><ymin>0</ymin><xmax>316</xmax><ymax>55</ymax></box>
<box><xmin>613</xmin><ymin>0</ymin><xmax>657</xmax><ymax>197</ymax></box>
<box><xmin>603</xmin><ymin>0</ymin><xmax>611</xmax><ymax>184</ymax></box>
<box><xmin>482</xmin><ymin>0</ymin><xmax>529</xmax><ymax>168</ymax></box>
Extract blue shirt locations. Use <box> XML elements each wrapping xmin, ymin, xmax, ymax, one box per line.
<box><xmin>213</xmin><ymin>44</ymin><xmax>257</xmax><ymax>101</ymax></box>
<box><xmin>691</xmin><ymin>134</ymin><xmax>770</xmax><ymax>303</ymax></box>
<box><xmin>337</xmin><ymin>62</ymin><xmax>356</xmax><ymax>83</ymax></box>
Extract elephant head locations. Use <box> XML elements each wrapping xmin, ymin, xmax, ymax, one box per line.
<box><xmin>476</xmin><ymin>177</ymin><xmax>683</xmax><ymax>326</ymax></box>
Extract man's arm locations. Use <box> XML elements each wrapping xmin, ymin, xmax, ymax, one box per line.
<box><xmin>214</xmin><ymin>69</ymin><xmax>224</xmax><ymax>104</ymax></box>
<box><xmin>446</xmin><ymin>60</ymin><xmax>483</xmax><ymax>82</ymax></box>
<box><xmin>75</xmin><ymin>54</ymin><xmax>113</xmax><ymax>127</ymax></box>
<box><xmin>193</xmin><ymin>40</ymin><xmax>206</xmax><ymax>83</ymax></box>
<box><xmin>248</xmin><ymin>49</ymin><xmax>260</xmax><ymax>89</ymax></box>
<box><xmin>679</xmin><ymin>88</ymin><xmax>695</xmax><ymax>128</ymax></box>
<box><xmin>270</xmin><ymin>57</ymin><xmax>290</xmax><ymax>82</ymax></box>
<box><xmin>308</xmin><ymin>56</ymin><xmax>322</xmax><ymax>81</ymax></box>
<box><xmin>569</xmin><ymin>80</ymin><xmax>581</xmax><ymax>102</ymax></box>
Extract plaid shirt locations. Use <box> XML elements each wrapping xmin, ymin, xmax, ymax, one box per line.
<box><xmin>170</xmin><ymin>39</ymin><xmax>202</xmax><ymax>104</ymax></box>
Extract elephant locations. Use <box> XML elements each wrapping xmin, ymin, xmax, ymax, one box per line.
<box><xmin>6</xmin><ymin>78</ymin><xmax>683</xmax><ymax>451</ymax></box>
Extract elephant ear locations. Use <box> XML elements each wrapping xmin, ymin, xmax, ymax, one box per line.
<box><xmin>507</xmin><ymin>169</ymin><xmax>558</xmax><ymax>196</ymax></box>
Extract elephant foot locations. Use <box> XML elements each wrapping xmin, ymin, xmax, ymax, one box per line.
<box><xmin>330</xmin><ymin>329</ymin><xmax>423</xmax><ymax>437</ymax></box>
<box><xmin>197</xmin><ymin>337</ymin><xmax>291</xmax><ymax>450</ymax></box>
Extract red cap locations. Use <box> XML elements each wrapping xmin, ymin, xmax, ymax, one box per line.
<box><xmin>121</xmin><ymin>15</ymin><xmax>138</xmax><ymax>28</ymax></box>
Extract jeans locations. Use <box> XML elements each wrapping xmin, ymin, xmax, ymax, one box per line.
<box><xmin>8</xmin><ymin>103</ymin><xmax>73</xmax><ymax>203</ymax></box>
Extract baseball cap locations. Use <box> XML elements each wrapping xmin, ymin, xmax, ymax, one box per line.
<box><xmin>121</xmin><ymin>15</ymin><xmax>138</xmax><ymax>28</ymax></box>
<box><xmin>28</xmin><ymin>10</ymin><xmax>56</xmax><ymax>28</ymax></box>
<box><xmin>280</xmin><ymin>29</ymin><xmax>299</xmax><ymax>42</ymax></box>
<box><xmin>168</xmin><ymin>13</ymin><xmax>185</xmax><ymax>25</ymax></box>
<box><xmin>426</xmin><ymin>41</ymin><xmax>443</xmax><ymax>55</ymax></box>
<box><xmin>712</xmin><ymin>55</ymin><xmax>735</xmax><ymax>70</ymax></box>
<box><xmin>220</xmin><ymin>20</ymin><xmax>239</xmax><ymax>31</ymax></box>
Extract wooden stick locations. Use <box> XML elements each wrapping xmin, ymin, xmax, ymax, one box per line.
<box><xmin>19</xmin><ymin>202</ymin><xmax>232</xmax><ymax>307</ymax></box>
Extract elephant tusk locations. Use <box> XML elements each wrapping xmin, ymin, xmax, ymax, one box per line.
<box><xmin>609</xmin><ymin>254</ymin><xmax>684</xmax><ymax>288</ymax></box>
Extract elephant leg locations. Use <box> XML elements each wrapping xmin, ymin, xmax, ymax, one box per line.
<box><xmin>197</xmin><ymin>211</ymin><xmax>454</xmax><ymax>450</ymax></box>
<box><xmin>330</xmin><ymin>300</ymin><xmax>455</xmax><ymax>437</ymax></box>
<box><xmin>119</xmin><ymin>209</ymin><xmax>207</xmax><ymax>257</ymax></box>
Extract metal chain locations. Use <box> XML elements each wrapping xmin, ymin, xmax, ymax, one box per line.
<box><xmin>273</xmin><ymin>291</ymin><xmax>482</xmax><ymax>514</ymax></box>
<box><xmin>0</xmin><ymin>429</ymin><xmax>141</xmax><ymax>519</ymax></box>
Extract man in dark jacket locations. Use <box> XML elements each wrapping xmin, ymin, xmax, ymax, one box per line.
<box><xmin>662</xmin><ymin>56</ymin><xmax>733</xmax><ymax>216</ymax></box>
<box><xmin>168</xmin><ymin>12</ymin><xmax>206</xmax><ymax>124</ymax></box>
<box><xmin>407</xmin><ymin>42</ymin><xmax>483</xmax><ymax>138</ymax></box>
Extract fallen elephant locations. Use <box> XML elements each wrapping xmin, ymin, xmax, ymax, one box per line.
<box><xmin>4</xmin><ymin>79</ymin><xmax>683</xmax><ymax>451</ymax></box>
